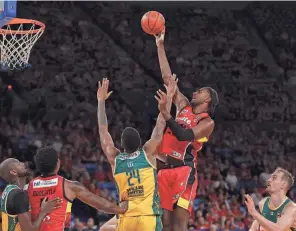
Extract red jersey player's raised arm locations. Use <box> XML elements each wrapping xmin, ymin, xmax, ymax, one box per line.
<box><xmin>97</xmin><ymin>78</ymin><xmax>119</xmax><ymax>169</ymax></box>
<box><xmin>155</xmin><ymin>28</ymin><xmax>189</xmax><ymax>114</ymax></box>
<box><xmin>143</xmin><ymin>75</ymin><xmax>177</xmax><ymax>156</ymax></box>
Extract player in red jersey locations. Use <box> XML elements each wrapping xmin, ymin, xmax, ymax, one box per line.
<box><xmin>0</xmin><ymin>158</ymin><xmax>61</xmax><ymax>231</ymax></box>
<box><xmin>27</xmin><ymin>147</ymin><xmax>128</xmax><ymax>231</ymax></box>
<box><xmin>155</xmin><ymin>28</ymin><xmax>219</xmax><ymax>231</ymax></box>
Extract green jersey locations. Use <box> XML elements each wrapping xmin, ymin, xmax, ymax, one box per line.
<box><xmin>0</xmin><ymin>185</ymin><xmax>22</xmax><ymax>231</ymax></box>
<box><xmin>260</xmin><ymin>197</ymin><xmax>295</xmax><ymax>231</ymax></box>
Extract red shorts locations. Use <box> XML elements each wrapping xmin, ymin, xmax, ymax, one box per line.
<box><xmin>157</xmin><ymin>166</ymin><xmax>198</xmax><ymax>214</ymax></box>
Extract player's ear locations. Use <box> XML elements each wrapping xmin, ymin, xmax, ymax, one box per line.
<box><xmin>205</xmin><ymin>96</ymin><xmax>211</xmax><ymax>103</ymax></box>
<box><xmin>280</xmin><ymin>181</ymin><xmax>286</xmax><ymax>190</ymax></box>
<box><xmin>9</xmin><ymin>169</ymin><xmax>17</xmax><ymax>176</ymax></box>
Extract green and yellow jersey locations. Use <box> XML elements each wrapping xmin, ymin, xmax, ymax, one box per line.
<box><xmin>1</xmin><ymin>185</ymin><xmax>22</xmax><ymax>231</ymax></box>
<box><xmin>260</xmin><ymin>197</ymin><xmax>295</xmax><ymax>231</ymax></box>
<box><xmin>113</xmin><ymin>148</ymin><xmax>162</xmax><ymax>217</ymax></box>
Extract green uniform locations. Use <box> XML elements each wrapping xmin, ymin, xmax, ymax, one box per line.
<box><xmin>113</xmin><ymin>148</ymin><xmax>162</xmax><ymax>231</ymax></box>
<box><xmin>260</xmin><ymin>196</ymin><xmax>295</xmax><ymax>231</ymax></box>
<box><xmin>0</xmin><ymin>185</ymin><xmax>22</xmax><ymax>231</ymax></box>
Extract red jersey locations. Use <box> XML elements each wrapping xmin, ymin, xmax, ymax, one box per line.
<box><xmin>27</xmin><ymin>175</ymin><xmax>72</xmax><ymax>231</ymax></box>
<box><xmin>159</xmin><ymin>105</ymin><xmax>209</xmax><ymax>165</ymax></box>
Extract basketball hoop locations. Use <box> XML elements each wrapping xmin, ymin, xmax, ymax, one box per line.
<box><xmin>0</xmin><ymin>18</ymin><xmax>45</xmax><ymax>71</ymax></box>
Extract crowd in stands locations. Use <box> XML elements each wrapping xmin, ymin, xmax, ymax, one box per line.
<box><xmin>0</xmin><ymin>2</ymin><xmax>296</xmax><ymax>231</ymax></box>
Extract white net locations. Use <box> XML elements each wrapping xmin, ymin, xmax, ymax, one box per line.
<box><xmin>0</xmin><ymin>22</ymin><xmax>44</xmax><ymax>70</ymax></box>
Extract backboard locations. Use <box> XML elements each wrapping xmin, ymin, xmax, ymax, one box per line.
<box><xmin>0</xmin><ymin>0</ymin><xmax>17</xmax><ymax>28</ymax></box>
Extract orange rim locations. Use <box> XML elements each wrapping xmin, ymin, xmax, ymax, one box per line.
<box><xmin>0</xmin><ymin>18</ymin><xmax>45</xmax><ymax>35</ymax></box>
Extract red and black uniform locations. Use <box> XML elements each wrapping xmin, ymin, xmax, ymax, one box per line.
<box><xmin>27</xmin><ymin>175</ymin><xmax>72</xmax><ymax>231</ymax></box>
<box><xmin>158</xmin><ymin>105</ymin><xmax>209</xmax><ymax>213</ymax></box>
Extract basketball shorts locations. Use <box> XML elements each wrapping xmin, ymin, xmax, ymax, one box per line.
<box><xmin>157</xmin><ymin>166</ymin><xmax>198</xmax><ymax>214</ymax></box>
<box><xmin>116</xmin><ymin>215</ymin><xmax>162</xmax><ymax>231</ymax></box>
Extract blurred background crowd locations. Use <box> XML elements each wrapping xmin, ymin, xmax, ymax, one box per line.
<box><xmin>0</xmin><ymin>2</ymin><xmax>296</xmax><ymax>231</ymax></box>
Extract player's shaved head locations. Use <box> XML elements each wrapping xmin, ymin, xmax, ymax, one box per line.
<box><xmin>0</xmin><ymin>158</ymin><xmax>19</xmax><ymax>182</ymax></box>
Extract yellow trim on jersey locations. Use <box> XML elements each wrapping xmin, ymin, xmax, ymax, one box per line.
<box><xmin>197</xmin><ymin>137</ymin><xmax>208</xmax><ymax>143</ymax></box>
<box><xmin>112</xmin><ymin>157</ymin><xmax>117</xmax><ymax>176</ymax></box>
<box><xmin>177</xmin><ymin>197</ymin><xmax>190</xmax><ymax>210</ymax></box>
<box><xmin>2</xmin><ymin>212</ymin><xmax>8</xmax><ymax>231</ymax></box>
<box><xmin>66</xmin><ymin>202</ymin><xmax>72</xmax><ymax>213</ymax></box>
<box><xmin>143</xmin><ymin>149</ymin><xmax>156</xmax><ymax>169</ymax></box>
<box><xmin>268</xmin><ymin>196</ymin><xmax>288</xmax><ymax>210</ymax></box>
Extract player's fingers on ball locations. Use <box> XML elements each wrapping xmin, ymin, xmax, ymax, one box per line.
<box><xmin>154</xmin><ymin>95</ymin><xmax>160</xmax><ymax>101</ymax></box>
<box><xmin>98</xmin><ymin>81</ymin><xmax>102</xmax><ymax>88</ymax></box>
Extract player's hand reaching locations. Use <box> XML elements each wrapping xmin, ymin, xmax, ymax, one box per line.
<box><xmin>97</xmin><ymin>78</ymin><xmax>113</xmax><ymax>101</ymax></box>
<box><xmin>244</xmin><ymin>194</ymin><xmax>256</xmax><ymax>216</ymax></box>
<box><xmin>164</xmin><ymin>74</ymin><xmax>178</xmax><ymax>98</ymax></box>
<box><xmin>154</xmin><ymin>27</ymin><xmax>165</xmax><ymax>47</ymax></box>
<box><xmin>119</xmin><ymin>201</ymin><xmax>128</xmax><ymax>214</ymax></box>
<box><xmin>155</xmin><ymin>89</ymin><xmax>168</xmax><ymax>113</ymax></box>
<box><xmin>40</xmin><ymin>197</ymin><xmax>62</xmax><ymax>216</ymax></box>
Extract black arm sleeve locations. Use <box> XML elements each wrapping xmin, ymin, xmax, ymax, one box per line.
<box><xmin>166</xmin><ymin>117</ymin><xmax>195</xmax><ymax>141</ymax></box>
<box><xmin>6</xmin><ymin>189</ymin><xmax>30</xmax><ymax>215</ymax></box>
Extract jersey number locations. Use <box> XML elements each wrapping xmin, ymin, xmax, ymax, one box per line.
<box><xmin>126</xmin><ymin>169</ymin><xmax>141</xmax><ymax>186</ymax></box>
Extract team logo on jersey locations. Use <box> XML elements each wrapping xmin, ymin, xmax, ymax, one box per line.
<box><xmin>172</xmin><ymin>151</ymin><xmax>181</xmax><ymax>158</ymax></box>
<box><xmin>33</xmin><ymin>178</ymin><xmax>58</xmax><ymax>188</ymax></box>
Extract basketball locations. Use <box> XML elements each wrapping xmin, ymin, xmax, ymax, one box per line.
<box><xmin>141</xmin><ymin>11</ymin><xmax>165</xmax><ymax>35</ymax></box>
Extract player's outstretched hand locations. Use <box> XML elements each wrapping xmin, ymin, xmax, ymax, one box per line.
<box><xmin>97</xmin><ymin>78</ymin><xmax>113</xmax><ymax>101</ymax></box>
<box><xmin>155</xmin><ymin>89</ymin><xmax>168</xmax><ymax>113</ymax></box>
<box><xmin>154</xmin><ymin>27</ymin><xmax>165</xmax><ymax>47</ymax></box>
<box><xmin>164</xmin><ymin>74</ymin><xmax>178</xmax><ymax>98</ymax></box>
<box><xmin>40</xmin><ymin>197</ymin><xmax>63</xmax><ymax>215</ymax></box>
<box><xmin>244</xmin><ymin>194</ymin><xmax>256</xmax><ymax>216</ymax></box>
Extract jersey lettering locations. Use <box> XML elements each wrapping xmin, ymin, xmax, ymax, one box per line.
<box><xmin>33</xmin><ymin>178</ymin><xmax>58</xmax><ymax>188</ymax></box>
<box><xmin>33</xmin><ymin>189</ymin><xmax>56</xmax><ymax>197</ymax></box>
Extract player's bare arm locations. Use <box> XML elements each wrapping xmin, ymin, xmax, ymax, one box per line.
<box><xmin>18</xmin><ymin>197</ymin><xmax>61</xmax><ymax>231</ymax></box>
<box><xmin>66</xmin><ymin>180</ymin><xmax>127</xmax><ymax>214</ymax></box>
<box><xmin>248</xmin><ymin>197</ymin><xmax>266</xmax><ymax>231</ymax></box>
<box><xmin>155</xmin><ymin>28</ymin><xmax>189</xmax><ymax>113</ymax></box>
<box><xmin>246</xmin><ymin>195</ymin><xmax>296</xmax><ymax>231</ymax></box>
<box><xmin>144</xmin><ymin>75</ymin><xmax>177</xmax><ymax>156</ymax></box>
<box><xmin>97</xmin><ymin>78</ymin><xmax>119</xmax><ymax>167</ymax></box>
